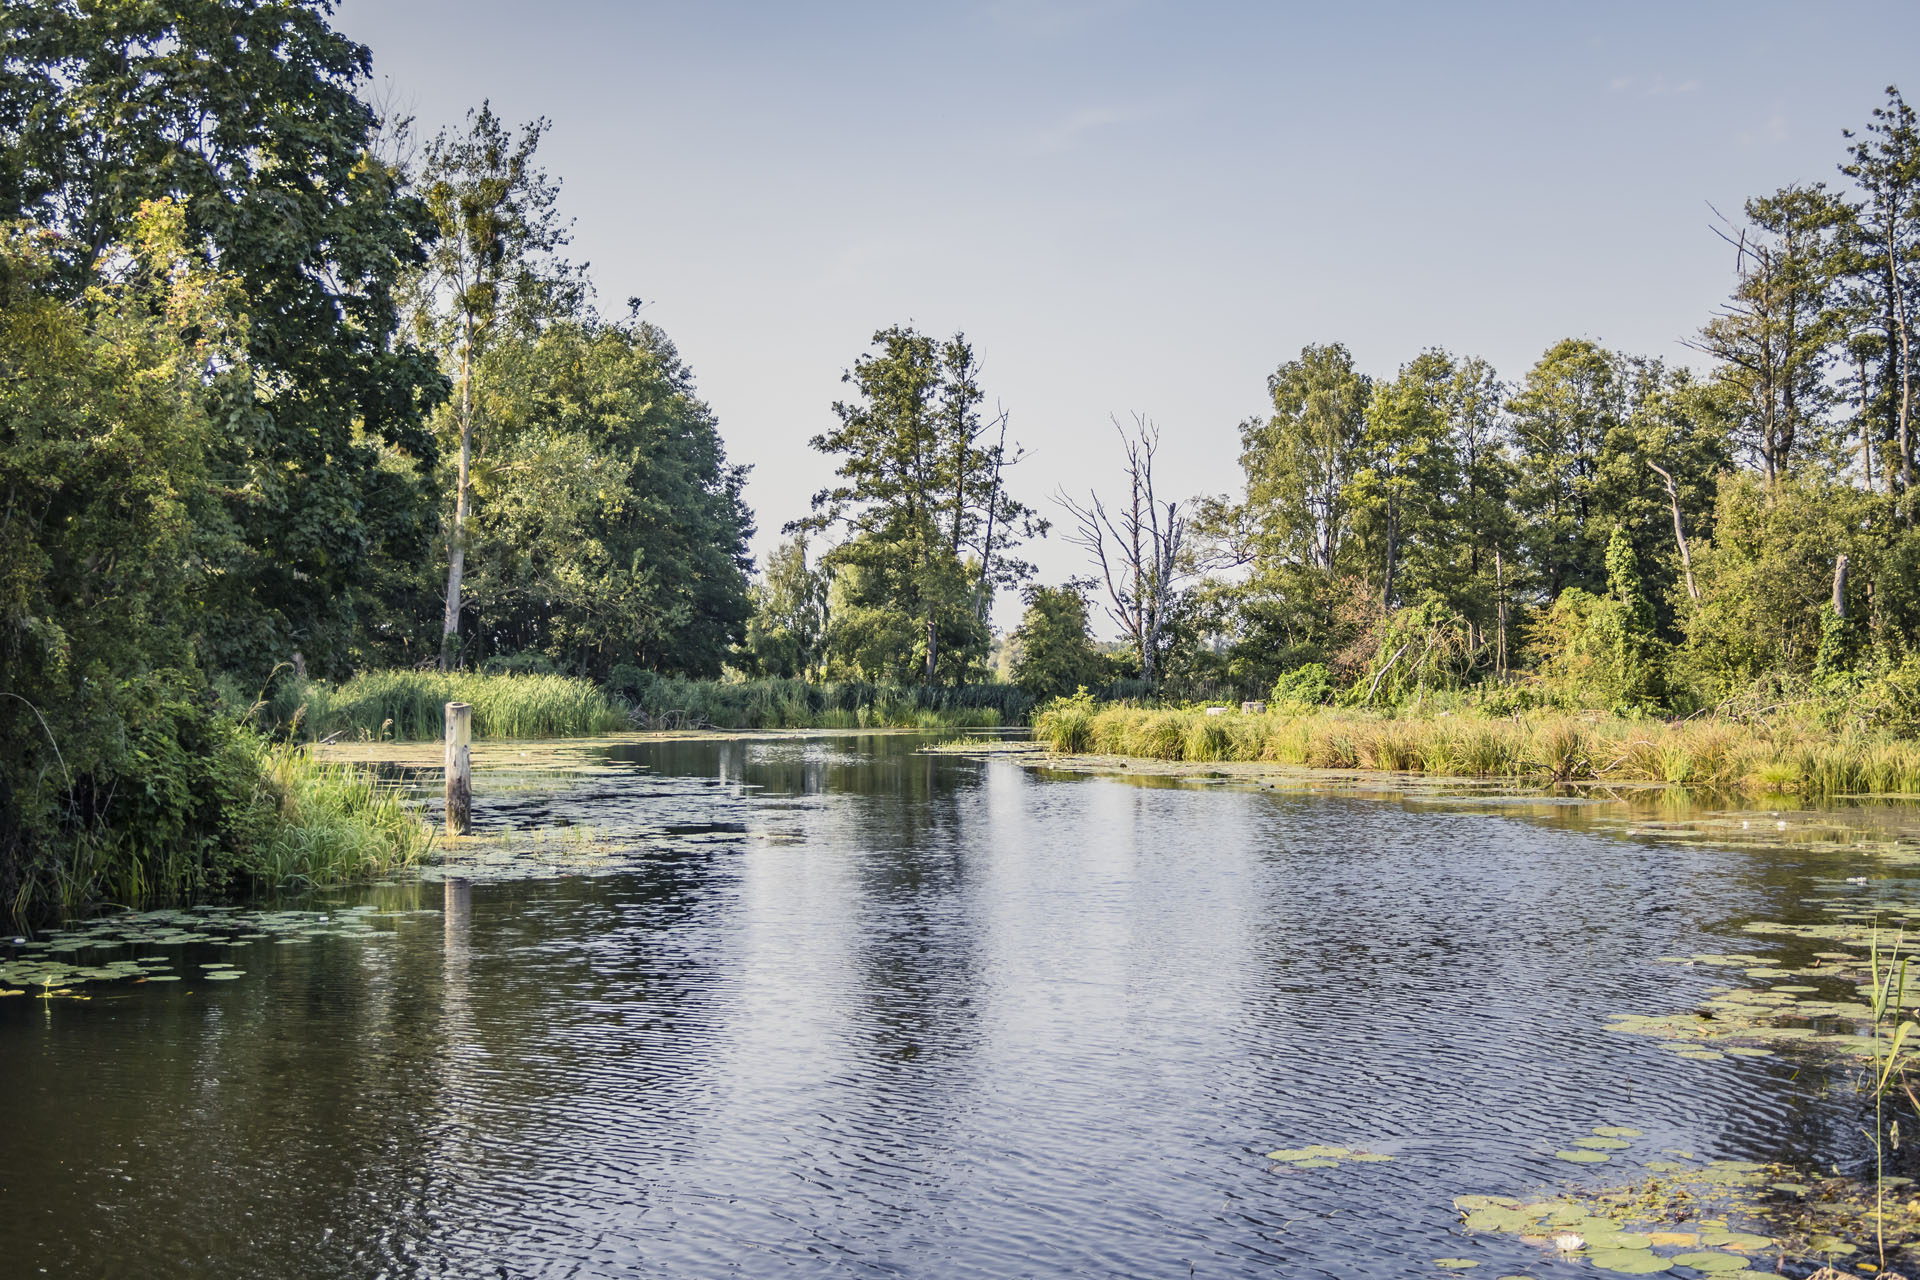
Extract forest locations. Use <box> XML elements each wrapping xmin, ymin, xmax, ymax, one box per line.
<box><xmin>5</xmin><ymin>0</ymin><xmax>1920</xmax><ymax>921</ymax></box>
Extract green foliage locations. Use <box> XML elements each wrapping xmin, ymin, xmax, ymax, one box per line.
<box><xmin>455</xmin><ymin>320</ymin><xmax>753</xmax><ymax>678</ymax></box>
<box><xmin>1033</xmin><ymin>689</ymin><xmax>1099</xmax><ymax>754</ymax></box>
<box><xmin>608</xmin><ymin>671</ymin><xmax>1031</xmax><ymax>730</ymax></box>
<box><xmin>0</xmin><ymin>0</ymin><xmax>446</xmax><ymax>680</ymax></box>
<box><xmin>1009</xmin><ymin>584</ymin><xmax>1102</xmax><ymax>699</ymax></box>
<box><xmin>742</xmin><ymin>535</ymin><xmax>829</xmax><ymax>679</ymax></box>
<box><xmin>798</xmin><ymin>326</ymin><xmax>1042</xmax><ymax>684</ymax></box>
<box><xmin>1270</xmin><ymin>664</ymin><xmax>1332</xmax><ymax>708</ymax></box>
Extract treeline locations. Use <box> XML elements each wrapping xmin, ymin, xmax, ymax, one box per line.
<box><xmin>0</xmin><ymin>1</ymin><xmax>754</xmax><ymax>916</ymax></box>
<box><xmin>994</xmin><ymin>87</ymin><xmax>1920</xmax><ymax>728</ymax></box>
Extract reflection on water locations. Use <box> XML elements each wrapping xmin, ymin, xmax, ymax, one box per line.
<box><xmin>0</xmin><ymin>733</ymin><xmax>1912</xmax><ymax>1277</ymax></box>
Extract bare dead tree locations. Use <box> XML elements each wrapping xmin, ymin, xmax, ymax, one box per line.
<box><xmin>1054</xmin><ymin>415</ymin><xmax>1190</xmax><ymax>685</ymax></box>
<box><xmin>1647</xmin><ymin>461</ymin><xmax>1700</xmax><ymax>602</ymax></box>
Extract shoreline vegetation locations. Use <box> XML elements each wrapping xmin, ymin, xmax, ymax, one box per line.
<box><xmin>271</xmin><ymin>670</ymin><xmax>1032</xmax><ymax>740</ymax></box>
<box><xmin>1033</xmin><ymin>694</ymin><xmax>1920</xmax><ymax>800</ymax></box>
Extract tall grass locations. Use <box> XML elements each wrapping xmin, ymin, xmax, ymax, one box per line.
<box><xmin>251</xmin><ymin>745</ymin><xmax>434</xmax><ymax>887</ymax></box>
<box><xmin>615</xmin><ymin>673</ymin><xmax>1029</xmax><ymax>731</ymax></box>
<box><xmin>1033</xmin><ymin>701</ymin><xmax>1920</xmax><ymax>800</ymax></box>
<box><xmin>277</xmin><ymin>671</ymin><xmax>629</xmax><ymax>741</ymax></box>
<box><xmin>274</xmin><ymin>670</ymin><xmax>1029</xmax><ymax>740</ymax></box>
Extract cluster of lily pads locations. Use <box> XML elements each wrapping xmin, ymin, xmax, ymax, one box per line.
<box><xmin>1455</xmin><ymin>1151</ymin><xmax>1786</xmax><ymax>1275</ymax></box>
<box><xmin>1265</xmin><ymin>1143</ymin><xmax>1394</xmax><ymax>1168</ymax></box>
<box><xmin>1605</xmin><ymin>890</ymin><xmax>1920</xmax><ymax>1064</ymax></box>
<box><xmin>0</xmin><ymin>903</ymin><xmax>409</xmax><ymax>997</ymax></box>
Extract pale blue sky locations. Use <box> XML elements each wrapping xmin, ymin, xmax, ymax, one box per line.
<box><xmin>336</xmin><ymin>0</ymin><xmax>1920</xmax><ymax>621</ymax></box>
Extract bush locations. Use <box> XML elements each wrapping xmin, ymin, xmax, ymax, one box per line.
<box><xmin>1272</xmin><ymin>663</ymin><xmax>1332</xmax><ymax>707</ymax></box>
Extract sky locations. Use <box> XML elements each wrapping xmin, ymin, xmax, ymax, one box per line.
<box><xmin>334</xmin><ymin>0</ymin><xmax>1920</xmax><ymax>629</ymax></box>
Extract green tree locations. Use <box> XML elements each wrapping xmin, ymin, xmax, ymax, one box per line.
<box><xmin>455</xmin><ymin>319</ymin><xmax>753</xmax><ymax>679</ymax></box>
<box><xmin>0</xmin><ymin>0</ymin><xmax>446</xmax><ymax>679</ymax></box>
<box><xmin>744</xmin><ymin>535</ymin><xmax>829</xmax><ymax>680</ymax></box>
<box><xmin>0</xmin><ymin>206</ymin><xmax>268</xmax><ymax>914</ymax></box>
<box><xmin>405</xmin><ymin>103</ymin><xmax>583</xmax><ymax>668</ymax></box>
<box><xmin>1349</xmin><ymin>349</ymin><xmax>1460</xmax><ymax>609</ymax></box>
<box><xmin>1691</xmin><ymin>185</ymin><xmax>1842</xmax><ymax>484</ymax></box>
<box><xmin>799</xmin><ymin>326</ymin><xmax>1041</xmax><ymax>683</ymax></box>
<box><xmin>1009</xmin><ymin>584</ymin><xmax>1101</xmax><ymax>699</ymax></box>
<box><xmin>1834</xmin><ymin>87</ymin><xmax>1920</xmax><ymax>499</ymax></box>
<box><xmin>1239</xmin><ymin>343</ymin><xmax>1372</xmax><ymax>576</ymax></box>
<box><xmin>1508</xmin><ymin>339</ymin><xmax>1632</xmax><ymax>598</ymax></box>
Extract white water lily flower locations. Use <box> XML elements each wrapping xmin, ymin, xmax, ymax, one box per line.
<box><xmin>1551</xmin><ymin>1232</ymin><xmax>1586</xmax><ymax>1253</ymax></box>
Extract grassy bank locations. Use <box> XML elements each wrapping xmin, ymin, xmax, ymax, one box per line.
<box><xmin>274</xmin><ymin>670</ymin><xmax>1033</xmax><ymax>740</ymax></box>
<box><xmin>12</xmin><ymin>735</ymin><xmax>432</xmax><ymax>925</ymax></box>
<box><xmin>248</xmin><ymin>745</ymin><xmax>434</xmax><ymax>889</ymax></box>
<box><xmin>1033</xmin><ymin>697</ymin><xmax>1920</xmax><ymax>799</ymax></box>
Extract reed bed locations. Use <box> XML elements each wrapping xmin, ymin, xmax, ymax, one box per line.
<box><xmin>1033</xmin><ymin>701</ymin><xmax>1920</xmax><ymax>799</ymax></box>
<box><xmin>250</xmin><ymin>745</ymin><xmax>434</xmax><ymax>887</ymax></box>
<box><xmin>278</xmin><ymin>671</ymin><xmax>629</xmax><ymax>741</ymax></box>
<box><xmin>616</xmin><ymin>674</ymin><xmax>1027</xmax><ymax>731</ymax></box>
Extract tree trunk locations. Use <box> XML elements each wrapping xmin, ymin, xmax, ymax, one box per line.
<box><xmin>441</xmin><ymin>322</ymin><xmax>474</xmax><ymax>671</ymax></box>
<box><xmin>1648</xmin><ymin>462</ymin><xmax>1699</xmax><ymax>602</ymax></box>
<box><xmin>1494</xmin><ymin>550</ymin><xmax>1508</xmax><ymax>677</ymax></box>
<box><xmin>1833</xmin><ymin>553</ymin><xmax>1850</xmax><ymax>620</ymax></box>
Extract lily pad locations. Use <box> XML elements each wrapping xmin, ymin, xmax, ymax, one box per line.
<box><xmin>1556</xmin><ymin>1149</ymin><xmax>1611</xmax><ymax>1163</ymax></box>
<box><xmin>202</xmin><ymin>971</ymin><xmax>243</xmax><ymax>980</ymax></box>
<box><xmin>1593</xmin><ymin>1127</ymin><xmax>1643</xmax><ymax>1138</ymax></box>
<box><xmin>1669</xmin><ymin>1252</ymin><xmax>1749</xmax><ymax>1272</ymax></box>
<box><xmin>1586</xmin><ymin>1248</ymin><xmax>1670</xmax><ymax>1273</ymax></box>
<box><xmin>1433</xmin><ymin>1261</ymin><xmax>1480</xmax><ymax>1270</ymax></box>
<box><xmin>1575</xmin><ymin>1137</ymin><xmax>1632</xmax><ymax>1150</ymax></box>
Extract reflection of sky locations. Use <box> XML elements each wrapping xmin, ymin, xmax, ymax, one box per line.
<box><xmin>336</xmin><ymin>0</ymin><xmax>1920</xmax><ymax>617</ymax></box>
<box><xmin>0</xmin><ymin>737</ymin><xmax>1889</xmax><ymax>1277</ymax></box>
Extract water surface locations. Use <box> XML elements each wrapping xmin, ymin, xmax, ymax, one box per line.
<box><xmin>0</xmin><ymin>733</ymin><xmax>1910</xmax><ymax>1278</ymax></box>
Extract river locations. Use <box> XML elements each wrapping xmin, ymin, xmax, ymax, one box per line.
<box><xmin>1</xmin><ymin>731</ymin><xmax>1912</xmax><ymax>1278</ymax></box>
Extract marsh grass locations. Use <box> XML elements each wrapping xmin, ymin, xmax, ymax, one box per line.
<box><xmin>277</xmin><ymin>671</ymin><xmax>629</xmax><ymax>741</ymax></box>
<box><xmin>1033</xmin><ymin>701</ymin><xmax>1920</xmax><ymax>799</ymax></box>
<box><xmin>250</xmin><ymin>745</ymin><xmax>434</xmax><ymax>888</ymax></box>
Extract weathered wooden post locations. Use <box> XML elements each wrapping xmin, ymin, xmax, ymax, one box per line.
<box><xmin>444</xmin><ymin>701</ymin><xmax>472</xmax><ymax>836</ymax></box>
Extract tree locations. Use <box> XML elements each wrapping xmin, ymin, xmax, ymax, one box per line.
<box><xmin>1690</xmin><ymin>186</ymin><xmax>1841</xmax><ymax>484</ymax></box>
<box><xmin>744</xmin><ymin>535</ymin><xmax>829</xmax><ymax>680</ymax></box>
<box><xmin>1240</xmin><ymin>343</ymin><xmax>1372</xmax><ymax>575</ymax></box>
<box><xmin>1058</xmin><ymin>416</ymin><xmax>1191</xmax><ymax>685</ymax></box>
<box><xmin>0</xmin><ymin>0</ymin><xmax>446</xmax><ymax>679</ymax></box>
<box><xmin>1836</xmin><ymin>87</ymin><xmax>1920</xmax><ymax>500</ymax></box>
<box><xmin>453</xmin><ymin>319</ymin><xmax>753</xmax><ymax>679</ymax></box>
<box><xmin>0</xmin><ymin>205</ymin><xmax>274</xmax><ymax>914</ymax></box>
<box><xmin>406</xmin><ymin>103</ymin><xmax>583</xmax><ymax>668</ymax></box>
<box><xmin>1349</xmin><ymin>349</ymin><xmax>1460</xmax><ymax>609</ymax></box>
<box><xmin>1508</xmin><ymin>339</ymin><xmax>1631</xmax><ymax>598</ymax></box>
<box><xmin>1009</xmin><ymin>584</ymin><xmax>1101</xmax><ymax>699</ymax></box>
<box><xmin>798</xmin><ymin>326</ymin><xmax>1042</xmax><ymax>683</ymax></box>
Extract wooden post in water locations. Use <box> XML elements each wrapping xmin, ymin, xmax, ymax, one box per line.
<box><xmin>444</xmin><ymin>701</ymin><xmax>472</xmax><ymax>836</ymax></box>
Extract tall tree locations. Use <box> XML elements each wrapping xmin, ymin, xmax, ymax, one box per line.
<box><xmin>1836</xmin><ymin>86</ymin><xmax>1920</xmax><ymax>500</ymax></box>
<box><xmin>798</xmin><ymin>326</ymin><xmax>1040</xmax><ymax>683</ymax></box>
<box><xmin>405</xmin><ymin>103</ymin><xmax>582</xmax><ymax>668</ymax></box>
<box><xmin>1690</xmin><ymin>185</ymin><xmax>1841</xmax><ymax>485</ymax></box>
<box><xmin>1350</xmin><ymin>349</ymin><xmax>1459</xmax><ymax>608</ymax></box>
<box><xmin>1508</xmin><ymin>339</ymin><xmax>1630</xmax><ymax>598</ymax></box>
<box><xmin>0</xmin><ymin>0</ymin><xmax>446</xmax><ymax>678</ymax></box>
<box><xmin>456</xmin><ymin>319</ymin><xmax>752</xmax><ymax>679</ymax></box>
<box><xmin>1239</xmin><ymin>343</ymin><xmax>1372</xmax><ymax>575</ymax></box>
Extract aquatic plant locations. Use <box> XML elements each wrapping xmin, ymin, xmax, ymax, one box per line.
<box><xmin>1030</xmin><ymin>701</ymin><xmax>1920</xmax><ymax>801</ymax></box>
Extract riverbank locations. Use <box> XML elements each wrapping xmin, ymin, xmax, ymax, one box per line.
<box><xmin>1033</xmin><ymin>699</ymin><xmax>1920</xmax><ymax>800</ymax></box>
